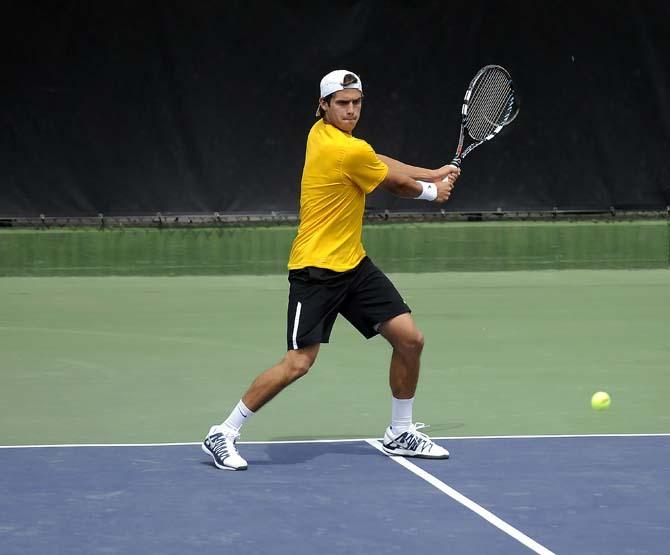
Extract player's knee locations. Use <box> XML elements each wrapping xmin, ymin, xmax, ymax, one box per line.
<box><xmin>398</xmin><ymin>329</ymin><xmax>424</xmax><ymax>356</ymax></box>
<box><xmin>290</xmin><ymin>359</ymin><xmax>312</xmax><ymax>379</ymax></box>
<box><xmin>412</xmin><ymin>330</ymin><xmax>425</xmax><ymax>353</ymax></box>
<box><xmin>284</xmin><ymin>351</ymin><xmax>316</xmax><ymax>381</ymax></box>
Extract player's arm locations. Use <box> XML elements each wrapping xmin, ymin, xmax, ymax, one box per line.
<box><xmin>378</xmin><ymin>169</ymin><xmax>455</xmax><ymax>204</ymax></box>
<box><xmin>377</xmin><ymin>154</ymin><xmax>459</xmax><ymax>183</ymax></box>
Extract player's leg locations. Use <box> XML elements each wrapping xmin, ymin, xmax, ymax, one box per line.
<box><xmin>242</xmin><ymin>344</ymin><xmax>320</xmax><ymax>412</ymax></box>
<box><xmin>339</xmin><ymin>258</ymin><xmax>449</xmax><ymax>459</ymax></box>
<box><xmin>203</xmin><ymin>267</ymin><xmax>345</xmax><ymax>471</ymax></box>
<box><xmin>379</xmin><ymin>313</ymin><xmax>423</xmax><ymax>436</ymax></box>
<box><xmin>379</xmin><ymin>312</ymin><xmax>424</xmax><ymax>400</ymax></box>
<box><xmin>379</xmin><ymin>313</ymin><xmax>449</xmax><ymax>459</ymax></box>
<box><xmin>202</xmin><ymin>345</ymin><xmax>320</xmax><ymax>471</ymax></box>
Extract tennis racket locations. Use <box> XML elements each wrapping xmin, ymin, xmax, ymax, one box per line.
<box><xmin>449</xmin><ymin>65</ymin><xmax>518</xmax><ymax>168</ymax></box>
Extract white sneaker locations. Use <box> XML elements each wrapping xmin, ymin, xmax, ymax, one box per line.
<box><xmin>382</xmin><ymin>423</ymin><xmax>449</xmax><ymax>459</ymax></box>
<box><xmin>202</xmin><ymin>425</ymin><xmax>248</xmax><ymax>470</ymax></box>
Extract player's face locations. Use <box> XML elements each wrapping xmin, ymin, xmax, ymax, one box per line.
<box><xmin>321</xmin><ymin>89</ymin><xmax>363</xmax><ymax>133</ymax></box>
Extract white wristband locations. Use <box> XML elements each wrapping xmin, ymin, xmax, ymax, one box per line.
<box><xmin>415</xmin><ymin>180</ymin><xmax>437</xmax><ymax>201</ymax></box>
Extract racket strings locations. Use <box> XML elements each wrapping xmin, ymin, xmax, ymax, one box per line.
<box><xmin>466</xmin><ymin>69</ymin><xmax>514</xmax><ymax>141</ymax></box>
<box><xmin>469</xmin><ymin>81</ymin><xmax>512</xmax><ymax>138</ymax></box>
<box><xmin>472</xmin><ymin>70</ymin><xmax>511</xmax><ymax>124</ymax></box>
<box><xmin>468</xmin><ymin>72</ymin><xmax>511</xmax><ymax>138</ymax></box>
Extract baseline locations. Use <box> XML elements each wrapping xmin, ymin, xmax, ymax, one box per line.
<box><xmin>1</xmin><ymin>432</ymin><xmax>668</xmax><ymax>450</ymax></box>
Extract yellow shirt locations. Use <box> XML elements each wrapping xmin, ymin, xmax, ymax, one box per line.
<box><xmin>288</xmin><ymin>120</ymin><xmax>388</xmax><ymax>272</ymax></box>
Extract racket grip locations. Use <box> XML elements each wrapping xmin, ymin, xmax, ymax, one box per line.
<box><xmin>442</xmin><ymin>158</ymin><xmax>462</xmax><ymax>181</ymax></box>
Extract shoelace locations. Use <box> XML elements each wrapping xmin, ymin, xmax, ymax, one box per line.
<box><xmin>404</xmin><ymin>423</ymin><xmax>432</xmax><ymax>451</ymax></box>
<box><xmin>209</xmin><ymin>431</ymin><xmax>240</xmax><ymax>459</ymax></box>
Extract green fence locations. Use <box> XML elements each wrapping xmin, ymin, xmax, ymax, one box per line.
<box><xmin>1</xmin><ymin>221</ymin><xmax>668</xmax><ymax>276</ymax></box>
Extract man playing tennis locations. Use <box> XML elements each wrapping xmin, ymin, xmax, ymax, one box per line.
<box><xmin>203</xmin><ymin>69</ymin><xmax>460</xmax><ymax>470</ymax></box>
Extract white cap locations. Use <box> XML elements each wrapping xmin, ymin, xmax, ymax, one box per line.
<box><xmin>319</xmin><ymin>69</ymin><xmax>363</xmax><ymax>98</ymax></box>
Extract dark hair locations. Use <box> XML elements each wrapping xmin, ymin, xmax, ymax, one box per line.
<box><xmin>317</xmin><ymin>73</ymin><xmax>360</xmax><ymax>118</ymax></box>
<box><xmin>341</xmin><ymin>73</ymin><xmax>358</xmax><ymax>87</ymax></box>
<box><xmin>317</xmin><ymin>93</ymin><xmax>334</xmax><ymax>118</ymax></box>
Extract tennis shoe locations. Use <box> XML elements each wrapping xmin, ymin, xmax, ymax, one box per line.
<box><xmin>382</xmin><ymin>423</ymin><xmax>449</xmax><ymax>459</ymax></box>
<box><xmin>202</xmin><ymin>425</ymin><xmax>247</xmax><ymax>470</ymax></box>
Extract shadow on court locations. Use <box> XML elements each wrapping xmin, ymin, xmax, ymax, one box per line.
<box><xmin>248</xmin><ymin>441</ymin><xmax>376</xmax><ymax>466</ymax></box>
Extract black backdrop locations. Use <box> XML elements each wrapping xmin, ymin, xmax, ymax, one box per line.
<box><xmin>2</xmin><ymin>0</ymin><xmax>669</xmax><ymax>217</ymax></box>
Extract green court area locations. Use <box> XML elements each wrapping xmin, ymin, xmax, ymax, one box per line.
<box><xmin>1</xmin><ymin>220</ymin><xmax>668</xmax><ymax>276</ymax></box>
<box><xmin>1</xmin><ymin>269</ymin><xmax>668</xmax><ymax>445</ymax></box>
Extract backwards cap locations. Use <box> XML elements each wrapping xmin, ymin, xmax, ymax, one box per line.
<box><xmin>319</xmin><ymin>69</ymin><xmax>363</xmax><ymax>98</ymax></box>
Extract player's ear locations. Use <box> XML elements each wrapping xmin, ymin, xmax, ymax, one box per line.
<box><xmin>316</xmin><ymin>97</ymin><xmax>329</xmax><ymax>117</ymax></box>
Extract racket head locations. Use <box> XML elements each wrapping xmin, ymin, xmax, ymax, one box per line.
<box><xmin>462</xmin><ymin>65</ymin><xmax>517</xmax><ymax>142</ymax></box>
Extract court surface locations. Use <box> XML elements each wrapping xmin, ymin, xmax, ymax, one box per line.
<box><xmin>1</xmin><ymin>269</ymin><xmax>669</xmax><ymax>553</ymax></box>
<box><xmin>1</xmin><ymin>435</ymin><xmax>669</xmax><ymax>554</ymax></box>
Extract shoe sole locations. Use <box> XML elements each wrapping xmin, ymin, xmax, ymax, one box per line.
<box><xmin>201</xmin><ymin>443</ymin><xmax>248</xmax><ymax>471</ymax></box>
<box><xmin>381</xmin><ymin>445</ymin><xmax>449</xmax><ymax>459</ymax></box>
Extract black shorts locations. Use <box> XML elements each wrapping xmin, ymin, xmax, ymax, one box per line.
<box><xmin>286</xmin><ymin>257</ymin><xmax>411</xmax><ymax>350</ymax></box>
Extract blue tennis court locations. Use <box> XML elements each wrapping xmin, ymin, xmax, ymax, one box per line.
<box><xmin>2</xmin><ymin>434</ymin><xmax>668</xmax><ymax>554</ymax></box>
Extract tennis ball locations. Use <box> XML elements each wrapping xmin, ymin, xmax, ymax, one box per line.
<box><xmin>591</xmin><ymin>391</ymin><xmax>611</xmax><ymax>411</ymax></box>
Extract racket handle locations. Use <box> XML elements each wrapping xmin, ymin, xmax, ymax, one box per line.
<box><xmin>443</xmin><ymin>158</ymin><xmax>462</xmax><ymax>182</ymax></box>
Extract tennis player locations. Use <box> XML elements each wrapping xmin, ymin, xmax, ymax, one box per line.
<box><xmin>203</xmin><ymin>70</ymin><xmax>460</xmax><ymax>470</ymax></box>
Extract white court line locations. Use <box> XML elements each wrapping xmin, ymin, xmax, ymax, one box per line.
<box><xmin>0</xmin><ymin>432</ymin><xmax>668</xmax><ymax>449</ymax></box>
<box><xmin>0</xmin><ymin>438</ymin><xmax>371</xmax><ymax>449</ymax></box>
<box><xmin>0</xmin><ymin>442</ymin><xmax>202</xmax><ymax>449</ymax></box>
<box><xmin>365</xmin><ymin>439</ymin><xmax>557</xmax><ymax>555</ymax></box>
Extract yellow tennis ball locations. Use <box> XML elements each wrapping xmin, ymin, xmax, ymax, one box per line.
<box><xmin>591</xmin><ymin>391</ymin><xmax>611</xmax><ymax>411</ymax></box>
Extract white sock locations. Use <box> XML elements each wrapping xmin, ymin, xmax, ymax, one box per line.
<box><xmin>391</xmin><ymin>396</ymin><xmax>414</xmax><ymax>433</ymax></box>
<box><xmin>222</xmin><ymin>400</ymin><xmax>254</xmax><ymax>432</ymax></box>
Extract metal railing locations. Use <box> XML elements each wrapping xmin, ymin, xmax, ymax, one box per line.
<box><xmin>1</xmin><ymin>208</ymin><xmax>668</xmax><ymax>229</ymax></box>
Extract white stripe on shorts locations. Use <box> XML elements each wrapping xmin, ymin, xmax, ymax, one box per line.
<box><xmin>292</xmin><ymin>301</ymin><xmax>302</xmax><ymax>350</ymax></box>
